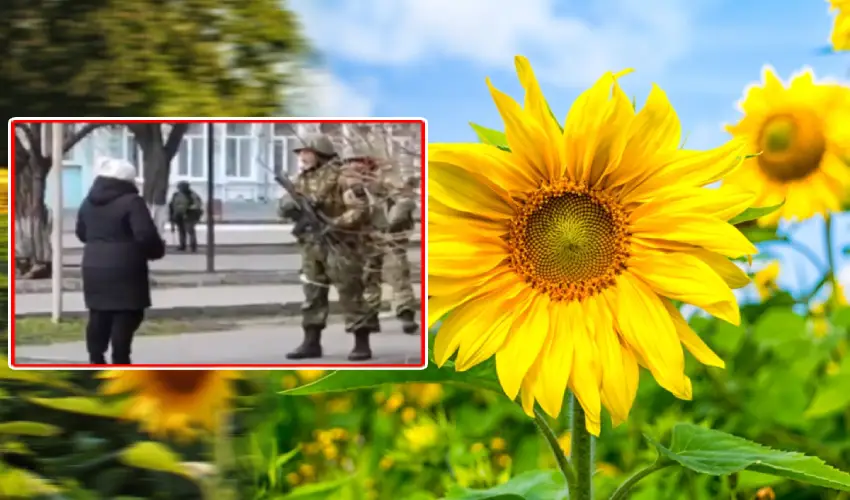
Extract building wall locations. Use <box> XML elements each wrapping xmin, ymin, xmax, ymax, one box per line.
<box><xmin>52</xmin><ymin>122</ymin><xmax>422</xmax><ymax>209</ymax></box>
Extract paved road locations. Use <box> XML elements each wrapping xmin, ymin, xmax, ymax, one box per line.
<box><xmin>15</xmin><ymin>283</ymin><xmax>421</xmax><ymax>316</ymax></box>
<box><xmin>13</xmin><ymin>317</ymin><xmax>424</xmax><ymax>366</ymax></box>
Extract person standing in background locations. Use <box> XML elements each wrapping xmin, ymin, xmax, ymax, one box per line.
<box><xmin>76</xmin><ymin>158</ymin><xmax>165</xmax><ymax>365</ymax></box>
<box><xmin>168</xmin><ymin>180</ymin><xmax>203</xmax><ymax>252</ymax></box>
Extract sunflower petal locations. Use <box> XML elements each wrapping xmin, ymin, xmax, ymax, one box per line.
<box><xmin>495</xmin><ymin>294</ymin><xmax>551</xmax><ymax>400</ymax></box>
<box><xmin>429</xmin><ymin>161</ymin><xmax>514</xmax><ymax>218</ymax></box>
<box><xmin>429</xmin><ymin>142</ymin><xmax>538</xmax><ymax>192</ymax></box>
<box><xmin>486</xmin><ymin>78</ymin><xmax>550</xmax><ymax>181</ymax></box>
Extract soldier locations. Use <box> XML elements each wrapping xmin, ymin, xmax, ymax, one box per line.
<box><xmin>341</xmin><ymin>145</ymin><xmax>420</xmax><ymax>335</ymax></box>
<box><xmin>278</xmin><ymin>134</ymin><xmax>374</xmax><ymax>361</ymax></box>
<box><xmin>168</xmin><ymin>181</ymin><xmax>203</xmax><ymax>252</ymax></box>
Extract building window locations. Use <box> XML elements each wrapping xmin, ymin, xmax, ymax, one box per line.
<box><xmin>176</xmin><ymin>127</ymin><xmax>206</xmax><ymax>179</ymax></box>
<box><xmin>42</xmin><ymin>123</ymin><xmax>83</xmax><ymax>162</ymax></box>
<box><xmin>224</xmin><ymin>123</ymin><xmax>252</xmax><ymax>178</ymax></box>
<box><xmin>271</xmin><ymin>126</ymin><xmax>299</xmax><ymax>177</ymax></box>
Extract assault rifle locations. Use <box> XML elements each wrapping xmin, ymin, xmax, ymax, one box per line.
<box><xmin>266</xmin><ymin>167</ymin><xmax>343</xmax><ymax>250</ymax></box>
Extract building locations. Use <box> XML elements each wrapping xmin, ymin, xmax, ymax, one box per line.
<box><xmin>46</xmin><ymin>122</ymin><xmax>422</xmax><ymax>209</ymax></box>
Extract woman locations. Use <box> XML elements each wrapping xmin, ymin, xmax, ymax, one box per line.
<box><xmin>76</xmin><ymin>158</ymin><xmax>165</xmax><ymax>365</ymax></box>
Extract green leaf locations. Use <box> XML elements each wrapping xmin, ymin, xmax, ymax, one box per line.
<box><xmin>0</xmin><ymin>467</ymin><xmax>62</xmax><ymax>497</ymax></box>
<box><xmin>804</xmin><ymin>373</ymin><xmax>850</xmax><ymax>419</ymax></box>
<box><xmin>443</xmin><ymin>470</ymin><xmax>568</xmax><ymax>499</ymax></box>
<box><xmin>739</xmin><ymin>226</ymin><xmax>782</xmax><ymax>243</ymax></box>
<box><xmin>751</xmin><ymin>308</ymin><xmax>806</xmax><ymax>349</ymax></box>
<box><xmin>0</xmin><ymin>421</ymin><xmax>62</xmax><ymax>437</ymax></box>
<box><xmin>26</xmin><ymin>396</ymin><xmax>125</xmax><ymax>418</ymax></box>
<box><xmin>281</xmin><ymin>361</ymin><xmax>501</xmax><ymax>396</ymax></box>
<box><xmin>118</xmin><ymin>442</ymin><xmax>188</xmax><ymax>477</ymax></box>
<box><xmin>283</xmin><ymin>475</ymin><xmax>355</xmax><ymax>499</ymax></box>
<box><xmin>729</xmin><ymin>202</ymin><xmax>785</xmax><ymax>225</ymax></box>
<box><xmin>469</xmin><ymin>123</ymin><xmax>510</xmax><ymax>151</ymax></box>
<box><xmin>647</xmin><ymin>423</ymin><xmax>850</xmax><ymax>491</ymax></box>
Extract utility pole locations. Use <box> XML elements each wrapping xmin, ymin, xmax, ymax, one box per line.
<box><xmin>50</xmin><ymin>123</ymin><xmax>64</xmax><ymax>323</ymax></box>
<box><xmin>206</xmin><ymin>122</ymin><xmax>215</xmax><ymax>273</ymax></box>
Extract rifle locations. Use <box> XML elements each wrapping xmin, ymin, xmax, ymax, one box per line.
<box><xmin>266</xmin><ymin>167</ymin><xmax>344</xmax><ymax>250</ymax></box>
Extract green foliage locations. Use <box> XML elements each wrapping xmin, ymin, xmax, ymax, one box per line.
<box><xmin>469</xmin><ymin>123</ymin><xmax>510</xmax><ymax>151</ymax></box>
<box><xmin>648</xmin><ymin>424</ymin><xmax>850</xmax><ymax>491</ymax></box>
<box><xmin>729</xmin><ymin>202</ymin><xmax>785</xmax><ymax>224</ymax></box>
<box><xmin>0</xmin><ymin>0</ymin><xmax>310</xmax><ymax>118</ymax></box>
<box><xmin>445</xmin><ymin>470</ymin><xmax>568</xmax><ymax>500</ymax></box>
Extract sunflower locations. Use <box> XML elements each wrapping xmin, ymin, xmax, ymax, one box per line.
<box><xmin>99</xmin><ymin>370</ymin><xmax>239</xmax><ymax>440</ymax></box>
<box><xmin>753</xmin><ymin>261</ymin><xmax>781</xmax><ymax>301</ymax></box>
<box><xmin>723</xmin><ymin>67</ymin><xmax>850</xmax><ymax>225</ymax></box>
<box><xmin>429</xmin><ymin>56</ymin><xmax>757</xmax><ymax>435</ymax></box>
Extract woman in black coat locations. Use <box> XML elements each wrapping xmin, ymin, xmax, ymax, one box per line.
<box><xmin>75</xmin><ymin>158</ymin><xmax>165</xmax><ymax>365</ymax></box>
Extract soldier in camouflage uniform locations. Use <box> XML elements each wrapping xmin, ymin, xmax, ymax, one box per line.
<box><xmin>278</xmin><ymin>134</ymin><xmax>375</xmax><ymax>361</ymax></box>
<box><xmin>341</xmin><ymin>145</ymin><xmax>420</xmax><ymax>335</ymax></box>
<box><xmin>168</xmin><ymin>181</ymin><xmax>203</xmax><ymax>252</ymax></box>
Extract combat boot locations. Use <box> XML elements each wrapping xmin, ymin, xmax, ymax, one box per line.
<box><xmin>398</xmin><ymin>310</ymin><xmax>419</xmax><ymax>334</ymax></box>
<box><xmin>287</xmin><ymin>326</ymin><xmax>323</xmax><ymax>359</ymax></box>
<box><xmin>347</xmin><ymin>328</ymin><xmax>372</xmax><ymax>361</ymax></box>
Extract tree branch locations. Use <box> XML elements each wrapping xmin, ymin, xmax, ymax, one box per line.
<box><xmin>164</xmin><ymin>123</ymin><xmax>189</xmax><ymax>161</ymax></box>
<box><xmin>63</xmin><ymin>123</ymin><xmax>105</xmax><ymax>153</ymax></box>
<box><xmin>16</xmin><ymin>124</ymin><xmax>38</xmax><ymax>154</ymax></box>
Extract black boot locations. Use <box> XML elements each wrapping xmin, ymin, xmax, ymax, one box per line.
<box><xmin>366</xmin><ymin>312</ymin><xmax>381</xmax><ymax>333</ymax></box>
<box><xmin>347</xmin><ymin>328</ymin><xmax>372</xmax><ymax>361</ymax></box>
<box><xmin>287</xmin><ymin>327</ymin><xmax>323</xmax><ymax>359</ymax></box>
<box><xmin>89</xmin><ymin>353</ymin><xmax>107</xmax><ymax>365</ymax></box>
<box><xmin>112</xmin><ymin>355</ymin><xmax>131</xmax><ymax>365</ymax></box>
<box><xmin>398</xmin><ymin>310</ymin><xmax>419</xmax><ymax>334</ymax></box>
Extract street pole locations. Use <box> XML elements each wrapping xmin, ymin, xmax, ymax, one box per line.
<box><xmin>206</xmin><ymin>122</ymin><xmax>215</xmax><ymax>273</ymax></box>
<box><xmin>50</xmin><ymin>123</ymin><xmax>63</xmax><ymax>323</ymax></box>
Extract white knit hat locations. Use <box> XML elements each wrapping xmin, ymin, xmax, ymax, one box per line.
<box><xmin>95</xmin><ymin>156</ymin><xmax>137</xmax><ymax>182</ymax></box>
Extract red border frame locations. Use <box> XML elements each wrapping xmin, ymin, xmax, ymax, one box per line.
<box><xmin>8</xmin><ymin>118</ymin><xmax>428</xmax><ymax>370</ymax></box>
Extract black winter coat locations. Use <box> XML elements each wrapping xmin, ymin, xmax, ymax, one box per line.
<box><xmin>76</xmin><ymin>177</ymin><xmax>165</xmax><ymax>311</ymax></box>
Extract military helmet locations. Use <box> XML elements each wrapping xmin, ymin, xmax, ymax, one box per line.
<box><xmin>293</xmin><ymin>133</ymin><xmax>336</xmax><ymax>157</ymax></box>
<box><xmin>339</xmin><ymin>143</ymin><xmax>374</xmax><ymax>162</ymax></box>
<box><xmin>177</xmin><ymin>180</ymin><xmax>190</xmax><ymax>190</ymax></box>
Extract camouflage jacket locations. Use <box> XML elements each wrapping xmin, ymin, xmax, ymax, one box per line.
<box><xmin>366</xmin><ymin>173</ymin><xmax>417</xmax><ymax>233</ymax></box>
<box><xmin>292</xmin><ymin>162</ymin><xmax>371</xmax><ymax>235</ymax></box>
<box><xmin>169</xmin><ymin>190</ymin><xmax>203</xmax><ymax>220</ymax></box>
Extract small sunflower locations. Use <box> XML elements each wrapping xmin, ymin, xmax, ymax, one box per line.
<box><xmin>830</xmin><ymin>12</ymin><xmax>850</xmax><ymax>51</ymax></box>
<box><xmin>429</xmin><ymin>56</ymin><xmax>757</xmax><ymax>435</ymax></box>
<box><xmin>723</xmin><ymin>66</ymin><xmax>850</xmax><ymax>225</ymax></box>
<box><xmin>99</xmin><ymin>370</ymin><xmax>239</xmax><ymax>440</ymax></box>
<box><xmin>753</xmin><ymin>261</ymin><xmax>781</xmax><ymax>301</ymax></box>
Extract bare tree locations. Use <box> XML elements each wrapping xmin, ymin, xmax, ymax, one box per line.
<box><xmin>14</xmin><ymin>122</ymin><xmax>103</xmax><ymax>279</ymax></box>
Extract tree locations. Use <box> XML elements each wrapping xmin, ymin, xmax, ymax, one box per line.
<box><xmin>14</xmin><ymin>123</ymin><xmax>103</xmax><ymax>278</ymax></box>
<box><xmin>2</xmin><ymin>0</ymin><xmax>310</xmax><ymax>276</ymax></box>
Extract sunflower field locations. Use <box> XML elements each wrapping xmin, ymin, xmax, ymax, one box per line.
<box><xmin>4</xmin><ymin>5</ymin><xmax>850</xmax><ymax>500</ymax></box>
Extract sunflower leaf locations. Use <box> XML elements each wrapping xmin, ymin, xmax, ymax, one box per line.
<box><xmin>469</xmin><ymin>122</ymin><xmax>510</xmax><ymax>151</ymax></box>
<box><xmin>443</xmin><ymin>470</ymin><xmax>568</xmax><ymax>499</ymax></box>
<box><xmin>0</xmin><ymin>421</ymin><xmax>62</xmax><ymax>437</ymax></box>
<box><xmin>26</xmin><ymin>396</ymin><xmax>125</xmax><ymax>419</ymax></box>
<box><xmin>280</xmin><ymin>361</ymin><xmax>501</xmax><ymax>396</ymax></box>
<box><xmin>729</xmin><ymin>201</ymin><xmax>785</xmax><ymax>225</ymax></box>
<box><xmin>119</xmin><ymin>442</ymin><xmax>188</xmax><ymax>477</ymax></box>
<box><xmin>646</xmin><ymin>423</ymin><xmax>850</xmax><ymax>491</ymax></box>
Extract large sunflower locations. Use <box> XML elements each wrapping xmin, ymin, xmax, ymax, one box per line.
<box><xmin>428</xmin><ymin>56</ymin><xmax>757</xmax><ymax>435</ymax></box>
<box><xmin>99</xmin><ymin>370</ymin><xmax>239</xmax><ymax>440</ymax></box>
<box><xmin>723</xmin><ymin>66</ymin><xmax>850</xmax><ymax>225</ymax></box>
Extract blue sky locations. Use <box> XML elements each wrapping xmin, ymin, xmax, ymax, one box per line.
<box><xmin>290</xmin><ymin>0</ymin><xmax>850</xmax><ymax>298</ymax></box>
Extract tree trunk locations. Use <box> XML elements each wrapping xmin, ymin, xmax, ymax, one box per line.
<box><xmin>15</xmin><ymin>154</ymin><xmax>53</xmax><ymax>279</ymax></box>
<box><xmin>129</xmin><ymin>123</ymin><xmax>188</xmax><ymax>236</ymax></box>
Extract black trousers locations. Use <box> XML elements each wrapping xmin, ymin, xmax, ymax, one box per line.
<box><xmin>174</xmin><ymin>217</ymin><xmax>198</xmax><ymax>251</ymax></box>
<box><xmin>86</xmin><ymin>310</ymin><xmax>145</xmax><ymax>365</ymax></box>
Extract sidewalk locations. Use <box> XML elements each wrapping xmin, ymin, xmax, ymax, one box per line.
<box><xmin>15</xmin><ymin>284</ymin><xmax>422</xmax><ymax>319</ymax></box>
<box><xmin>13</xmin><ymin>319</ymin><xmax>424</xmax><ymax>366</ymax></box>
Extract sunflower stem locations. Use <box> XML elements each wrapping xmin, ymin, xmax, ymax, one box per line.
<box><xmin>570</xmin><ymin>394</ymin><xmax>595</xmax><ymax>500</ymax></box>
<box><xmin>607</xmin><ymin>462</ymin><xmax>669</xmax><ymax>500</ymax></box>
<box><xmin>531</xmin><ymin>407</ymin><xmax>577</xmax><ymax>495</ymax></box>
<box><xmin>824</xmin><ymin>215</ymin><xmax>838</xmax><ymax>310</ymax></box>
<box><xmin>212</xmin><ymin>410</ymin><xmax>237</xmax><ymax>500</ymax></box>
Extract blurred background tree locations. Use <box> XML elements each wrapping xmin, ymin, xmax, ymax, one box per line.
<box><xmin>1</xmin><ymin>0</ymin><xmax>311</xmax><ymax>276</ymax></box>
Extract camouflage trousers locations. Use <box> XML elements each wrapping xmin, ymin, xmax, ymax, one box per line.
<box><xmin>300</xmin><ymin>241</ymin><xmax>370</xmax><ymax>333</ymax></box>
<box><xmin>363</xmin><ymin>234</ymin><xmax>418</xmax><ymax>317</ymax></box>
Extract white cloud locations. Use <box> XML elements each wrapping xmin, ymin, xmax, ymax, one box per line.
<box><xmin>290</xmin><ymin>68</ymin><xmax>376</xmax><ymax>117</ymax></box>
<box><xmin>291</xmin><ymin>0</ymin><xmax>703</xmax><ymax>87</ymax></box>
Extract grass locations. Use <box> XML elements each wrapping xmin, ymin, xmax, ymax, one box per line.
<box><xmin>11</xmin><ymin>317</ymin><xmax>242</xmax><ymax>346</ymax></box>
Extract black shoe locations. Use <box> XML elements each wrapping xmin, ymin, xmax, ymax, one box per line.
<box><xmin>347</xmin><ymin>328</ymin><xmax>372</xmax><ymax>361</ymax></box>
<box><xmin>398</xmin><ymin>310</ymin><xmax>419</xmax><ymax>334</ymax></box>
<box><xmin>176</xmin><ymin>246</ymin><xmax>186</xmax><ymax>252</ymax></box>
<box><xmin>112</xmin><ymin>357</ymin><xmax>131</xmax><ymax>365</ymax></box>
<box><xmin>287</xmin><ymin>327</ymin><xmax>323</xmax><ymax>359</ymax></box>
<box><xmin>89</xmin><ymin>354</ymin><xmax>107</xmax><ymax>365</ymax></box>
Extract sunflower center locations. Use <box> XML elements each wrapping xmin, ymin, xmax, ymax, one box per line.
<box><xmin>756</xmin><ymin>111</ymin><xmax>826</xmax><ymax>182</ymax></box>
<box><xmin>507</xmin><ymin>181</ymin><xmax>630</xmax><ymax>302</ymax></box>
<box><xmin>151</xmin><ymin>372</ymin><xmax>210</xmax><ymax>395</ymax></box>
